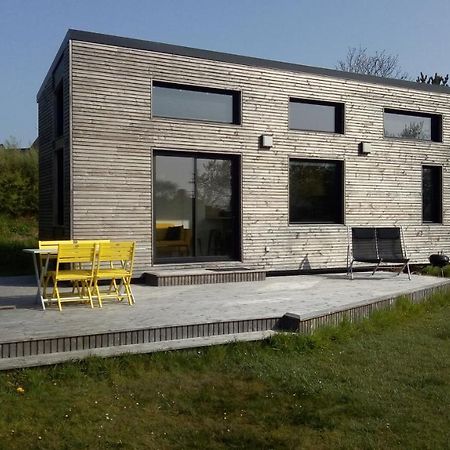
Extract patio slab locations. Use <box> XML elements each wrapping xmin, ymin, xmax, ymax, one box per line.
<box><xmin>1</xmin><ymin>271</ymin><xmax>449</xmax><ymax>344</ymax></box>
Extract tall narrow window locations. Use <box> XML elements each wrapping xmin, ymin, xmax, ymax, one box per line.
<box><xmin>152</xmin><ymin>81</ymin><xmax>241</xmax><ymax>124</ymax></box>
<box><xmin>384</xmin><ymin>109</ymin><xmax>442</xmax><ymax>142</ymax></box>
<box><xmin>289</xmin><ymin>99</ymin><xmax>344</xmax><ymax>133</ymax></box>
<box><xmin>55</xmin><ymin>149</ymin><xmax>64</xmax><ymax>226</ymax></box>
<box><xmin>289</xmin><ymin>159</ymin><xmax>344</xmax><ymax>224</ymax></box>
<box><xmin>55</xmin><ymin>82</ymin><xmax>64</xmax><ymax>137</ymax></box>
<box><xmin>422</xmin><ymin>165</ymin><xmax>442</xmax><ymax>223</ymax></box>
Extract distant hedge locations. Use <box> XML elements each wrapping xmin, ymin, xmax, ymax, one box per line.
<box><xmin>0</xmin><ymin>148</ymin><xmax>38</xmax><ymax>216</ymax></box>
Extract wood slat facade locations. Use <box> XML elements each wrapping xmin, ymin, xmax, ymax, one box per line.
<box><xmin>38</xmin><ymin>30</ymin><xmax>450</xmax><ymax>276</ymax></box>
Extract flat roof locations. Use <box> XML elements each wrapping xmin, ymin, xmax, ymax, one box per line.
<box><xmin>38</xmin><ymin>28</ymin><xmax>450</xmax><ymax>99</ymax></box>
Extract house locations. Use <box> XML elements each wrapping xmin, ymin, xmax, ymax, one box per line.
<box><xmin>37</xmin><ymin>30</ymin><xmax>450</xmax><ymax>277</ymax></box>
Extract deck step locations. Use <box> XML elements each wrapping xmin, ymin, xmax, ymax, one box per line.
<box><xmin>144</xmin><ymin>268</ymin><xmax>266</xmax><ymax>286</ymax></box>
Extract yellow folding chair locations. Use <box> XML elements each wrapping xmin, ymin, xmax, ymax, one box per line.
<box><xmin>93</xmin><ymin>241</ymin><xmax>136</xmax><ymax>307</ymax></box>
<box><xmin>39</xmin><ymin>240</ymin><xmax>73</xmax><ymax>299</ymax></box>
<box><xmin>48</xmin><ymin>242</ymin><xmax>97</xmax><ymax>311</ymax></box>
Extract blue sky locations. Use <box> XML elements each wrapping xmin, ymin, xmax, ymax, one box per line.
<box><xmin>1</xmin><ymin>0</ymin><xmax>449</xmax><ymax>145</ymax></box>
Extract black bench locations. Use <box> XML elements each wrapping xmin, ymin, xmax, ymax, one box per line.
<box><xmin>347</xmin><ymin>227</ymin><xmax>411</xmax><ymax>280</ymax></box>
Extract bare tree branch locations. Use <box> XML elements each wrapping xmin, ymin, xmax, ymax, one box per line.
<box><xmin>336</xmin><ymin>47</ymin><xmax>409</xmax><ymax>80</ymax></box>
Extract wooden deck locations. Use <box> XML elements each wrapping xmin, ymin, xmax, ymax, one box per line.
<box><xmin>1</xmin><ymin>272</ymin><xmax>449</xmax><ymax>370</ymax></box>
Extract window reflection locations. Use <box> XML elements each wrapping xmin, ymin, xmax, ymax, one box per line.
<box><xmin>289</xmin><ymin>99</ymin><xmax>344</xmax><ymax>133</ymax></box>
<box><xmin>422</xmin><ymin>166</ymin><xmax>442</xmax><ymax>223</ymax></box>
<box><xmin>289</xmin><ymin>159</ymin><xmax>343</xmax><ymax>223</ymax></box>
<box><xmin>152</xmin><ymin>82</ymin><xmax>240</xmax><ymax>124</ymax></box>
<box><xmin>384</xmin><ymin>111</ymin><xmax>431</xmax><ymax>140</ymax></box>
<box><xmin>154</xmin><ymin>156</ymin><xmax>194</xmax><ymax>258</ymax></box>
<box><xmin>154</xmin><ymin>153</ymin><xmax>238</xmax><ymax>261</ymax></box>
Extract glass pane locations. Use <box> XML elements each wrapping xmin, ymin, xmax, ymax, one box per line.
<box><xmin>422</xmin><ymin>166</ymin><xmax>442</xmax><ymax>223</ymax></box>
<box><xmin>195</xmin><ymin>158</ymin><xmax>234</xmax><ymax>257</ymax></box>
<box><xmin>289</xmin><ymin>101</ymin><xmax>336</xmax><ymax>132</ymax></box>
<box><xmin>289</xmin><ymin>160</ymin><xmax>342</xmax><ymax>223</ymax></box>
<box><xmin>384</xmin><ymin>111</ymin><xmax>432</xmax><ymax>140</ymax></box>
<box><xmin>153</xmin><ymin>84</ymin><xmax>236</xmax><ymax>123</ymax></box>
<box><xmin>154</xmin><ymin>155</ymin><xmax>194</xmax><ymax>258</ymax></box>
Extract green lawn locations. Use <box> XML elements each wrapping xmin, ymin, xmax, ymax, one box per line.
<box><xmin>1</xmin><ymin>294</ymin><xmax>449</xmax><ymax>449</ymax></box>
<box><xmin>0</xmin><ymin>214</ymin><xmax>37</xmax><ymax>276</ymax></box>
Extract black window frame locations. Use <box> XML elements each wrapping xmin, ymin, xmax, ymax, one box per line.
<box><xmin>152</xmin><ymin>81</ymin><xmax>241</xmax><ymax>125</ymax></box>
<box><xmin>153</xmin><ymin>149</ymin><xmax>242</xmax><ymax>264</ymax></box>
<box><xmin>289</xmin><ymin>98</ymin><xmax>345</xmax><ymax>134</ymax></box>
<box><xmin>54</xmin><ymin>81</ymin><xmax>64</xmax><ymax>138</ymax></box>
<box><xmin>422</xmin><ymin>165</ymin><xmax>443</xmax><ymax>224</ymax></box>
<box><xmin>384</xmin><ymin>108</ymin><xmax>442</xmax><ymax>142</ymax></box>
<box><xmin>54</xmin><ymin>148</ymin><xmax>65</xmax><ymax>226</ymax></box>
<box><xmin>289</xmin><ymin>158</ymin><xmax>344</xmax><ymax>225</ymax></box>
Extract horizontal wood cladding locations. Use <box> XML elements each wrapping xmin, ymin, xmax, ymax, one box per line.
<box><xmin>70</xmin><ymin>40</ymin><xmax>450</xmax><ymax>275</ymax></box>
<box><xmin>38</xmin><ymin>48</ymin><xmax>71</xmax><ymax>240</ymax></box>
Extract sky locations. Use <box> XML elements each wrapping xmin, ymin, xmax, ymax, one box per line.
<box><xmin>1</xmin><ymin>0</ymin><xmax>449</xmax><ymax>146</ymax></box>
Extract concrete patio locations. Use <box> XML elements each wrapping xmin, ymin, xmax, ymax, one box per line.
<box><xmin>1</xmin><ymin>271</ymin><xmax>449</xmax><ymax>370</ymax></box>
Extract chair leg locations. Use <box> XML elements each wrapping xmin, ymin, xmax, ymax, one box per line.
<box><xmin>348</xmin><ymin>259</ymin><xmax>354</xmax><ymax>280</ymax></box>
<box><xmin>54</xmin><ymin>280</ymin><xmax>62</xmax><ymax>312</ymax></box>
<box><xmin>95</xmin><ymin>281</ymin><xmax>103</xmax><ymax>308</ymax></box>
<box><xmin>407</xmin><ymin>263</ymin><xmax>411</xmax><ymax>280</ymax></box>
<box><xmin>84</xmin><ymin>280</ymin><xmax>94</xmax><ymax>308</ymax></box>
<box><xmin>113</xmin><ymin>278</ymin><xmax>122</xmax><ymax>301</ymax></box>
<box><xmin>123</xmin><ymin>277</ymin><xmax>134</xmax><ymax>305</ymax></box>
<box><xmin>51</xmin><ymin>280</ymin><xmax>57</xmax><ymax>308</ymax></box>
<box><xmin>372</xmin><ymin>261</ymin><xmax>381</xmax><ymax>276</ymax></box>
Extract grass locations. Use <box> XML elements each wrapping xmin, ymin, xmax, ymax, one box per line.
<box><xmin>421</xmin><ymin>264</ymin><xmax>450</xmax><ymax>278</ymax></box>
<box><xmin>1</xmin><ymin>294</ymin><xmax>450</xmax><ymax>449</ymax></box>
<box><xmin>0</xmin><ymin>214</ymin><xmax>37</xmax><ymax>276</ymax></box>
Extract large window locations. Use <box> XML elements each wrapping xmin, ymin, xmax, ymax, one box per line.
<box><xmin>384</xmin><ymin>109</ymin><xmax>442</xmax><ymax>142</ymax></box>
<box><xmin>289</xmin><ymin>98</ymin><xmax>344</xmax><ymax>133</ymax></box>
<box><xmin>152</xmin><ymin>81</ymin><xmax>241</xmax><ymax>124</ymax></box>
<box><xmin>289</xmin><ymin>159</ymin><xmax>344</xmax><ymax>224</ymax></box>
<box><xmin>422</xmin><ymin>165</ymin><xmax>442</xmax><ymax>223</ymax></box>
<box><xmin>154</xmin><ymin>151</ymin><xmax>240</xmax><ymax>262</ymax></box>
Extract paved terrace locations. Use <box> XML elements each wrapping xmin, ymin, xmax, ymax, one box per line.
<box><xmin>1</xmin><ymin>272</ymin><xmax>449</xmax><ymax>369</ymax></box>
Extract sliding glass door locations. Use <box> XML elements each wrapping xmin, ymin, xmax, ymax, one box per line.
<box><xmin>153</xmin><ymin>151</ymin><xmax>240</xmax><ymax>262</ymax></box>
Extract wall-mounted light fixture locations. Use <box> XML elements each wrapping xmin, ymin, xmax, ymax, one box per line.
<box><xmin>359</xmin><ymin>142</ymin><xmax>371</xmax><ymax>156</ymax></box>
<box><xmin>260</xmin><ymin>134</ymin><xmax>273</xmax><ymax>149</ymax></box>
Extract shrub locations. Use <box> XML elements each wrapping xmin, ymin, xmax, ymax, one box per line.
<box><xmin>0</xmin><ymin>147</ymin><xmax>38</xmax><ymax>216</ymax></box>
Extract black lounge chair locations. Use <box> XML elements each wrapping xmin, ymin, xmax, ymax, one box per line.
<box><xmin>347</xmin><ymin>227</ymin><xmax>411</xmax><ymax>280</ymax></box>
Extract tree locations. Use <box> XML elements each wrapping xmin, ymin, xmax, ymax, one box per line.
<box><xmin>416</xmin><ymin>72</ymin><xmax>449</xmax><ymax>86</ymax></box>
<box><xmin>336</xmin><ymin>47</ymin><xmax>409</xmax><ymax>79</ymax></box>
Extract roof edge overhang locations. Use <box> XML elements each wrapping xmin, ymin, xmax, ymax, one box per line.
<box><xmin>37</xmin><ymin>28</ymin><xmax>450</xmax><ymax>101</ymax></box>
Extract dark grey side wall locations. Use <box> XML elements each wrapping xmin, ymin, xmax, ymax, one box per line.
<box><xmin>38</xmin><ymin>46</ymin><xmax>71</xmax><ymax>240</ymax></box>
<box><xmin>69</xmin><ymin>40</ymin><xmax>450</xmax><ymax>276</ymax></box>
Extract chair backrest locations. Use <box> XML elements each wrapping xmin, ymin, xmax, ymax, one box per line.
<box><xmin>74</xmin><ymin>239</ymin><xmax>111</xmax><ymax>245</ymax></box>
<box><xmin>39</xmin><ymin>240</ymin><xmax>73</xmax><ymax>250</ymax></box>
<box><xmin>56</xmin><ymin>243</ymin><xmax>97</xmax><ymax>274</ymax></box>
<box><xmin>97</xmin><ymin>241</ymin><xmax>135</xmax><ymax>274</ymax></box>
<box><xmin>376</xmin><ymin>227</ymin><xmax>405</xmax><ymax>261</ymax></box>
<box><xmin>351</xmin><ymin>228</ymin><xmax>378</xmax><ymax>261</ymax></box>
<box><xmin>39</xmin><ymin>240</ymin><xmax>74</xmax><ymax>268</ymax></box>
